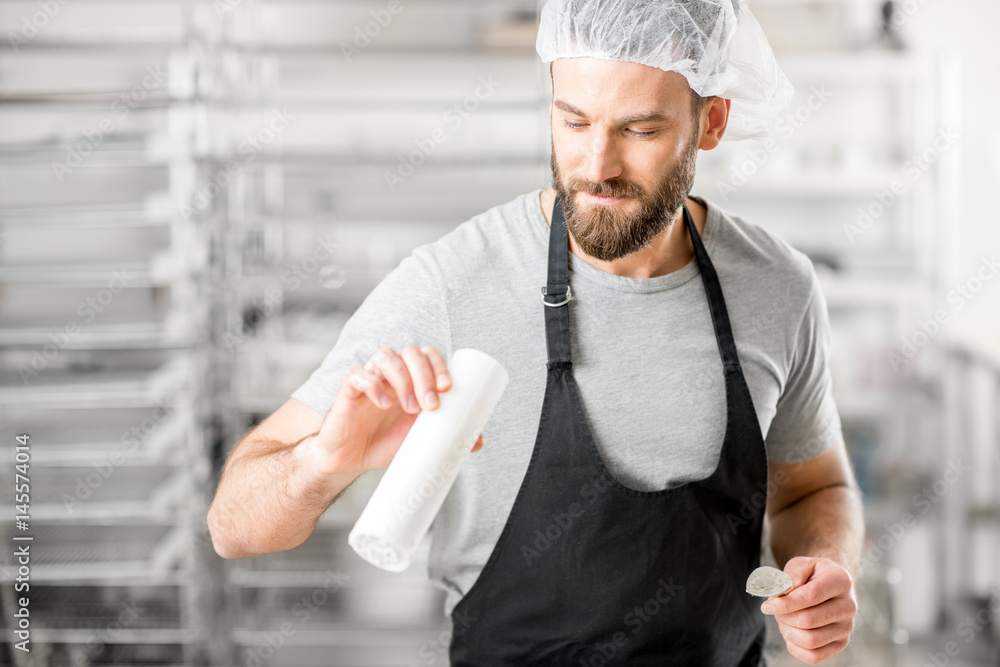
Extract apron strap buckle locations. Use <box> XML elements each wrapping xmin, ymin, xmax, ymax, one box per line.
<box><xmin>540</xmin><ymin>284</ymin><xmax>573</xmax><ymax>307</ymax></box>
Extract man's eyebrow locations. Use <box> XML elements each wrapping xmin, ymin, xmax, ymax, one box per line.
<box><xmin>553</xmin><ymin>99</ymin><xmax>674</xmax><ymax>125</ymax></box>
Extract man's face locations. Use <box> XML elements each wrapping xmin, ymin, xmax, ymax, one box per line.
<box><xmin>549</xmin><ymin>58</ymin><xmax>703</xmax><ymax>262</ymax></box>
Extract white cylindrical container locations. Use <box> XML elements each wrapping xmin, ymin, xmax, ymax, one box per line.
<box><xmin>348</xmin><ymin>348</ymin><xmax>509</xmax><ymax>572</ymax></box>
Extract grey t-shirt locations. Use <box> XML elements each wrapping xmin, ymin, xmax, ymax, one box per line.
<box><xmin>291</xmin><ymin>188</ymin><xmax>842</xmax><ymax>616</ymax></box>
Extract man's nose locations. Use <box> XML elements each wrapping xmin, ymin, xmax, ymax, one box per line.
<box><xmin>582</xmin><ymin>133</ymin><xmax>623</xmax><ymax>184</ymax></box>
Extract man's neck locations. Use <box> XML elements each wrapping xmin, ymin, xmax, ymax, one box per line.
<box><xmin>538</xmin><ymin>188</ymin><xmax>707</xmax><ymax>280</ymax></box>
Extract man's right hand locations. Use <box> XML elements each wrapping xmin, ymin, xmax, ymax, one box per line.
<box><xmin>300</xmin><ymin>345</ymin><xmax>485</xmax><ymax>477</ymax></box>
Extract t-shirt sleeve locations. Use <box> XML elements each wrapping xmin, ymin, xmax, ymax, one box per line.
<box><xmin>290</xmin><ymin>246</ymin><xmax>452</xmax><ymax>417</ymax></box>
<box><xmin>764</xmin><ymin>264</ymin><xmax>842</xmax><ymax>464</ymax></box>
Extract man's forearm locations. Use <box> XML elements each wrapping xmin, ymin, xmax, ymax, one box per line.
<box><xmin>768</xmin><ymin>483</ymin><xmax>865</xmax><ymax>577</ymax></box>
<box><xmin>208</xmin><ymin>433</ymin><xmax>360</xmax><ymax>558</ymax></box>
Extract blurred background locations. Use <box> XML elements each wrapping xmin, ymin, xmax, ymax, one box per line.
<box><xmin>0</xmin><ymin>0</ymin><xmax>997</xmax><ymax>665</ymax></box>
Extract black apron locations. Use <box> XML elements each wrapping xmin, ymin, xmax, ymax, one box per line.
<box><xmin>449</xmin><ymin>194</ymin><xmax>769</xmax><ymax>666</ymax></box>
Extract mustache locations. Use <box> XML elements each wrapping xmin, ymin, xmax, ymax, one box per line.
<box><xmin>564</xmin><ymin>177</ymin><xmax>644</xmax><ymax>200</ymax></box>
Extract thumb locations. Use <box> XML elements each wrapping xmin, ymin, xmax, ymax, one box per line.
<box><xmin>782</xmin><ymin>556</ymin><xmax>819</xmax><ymax>589</ymax></box>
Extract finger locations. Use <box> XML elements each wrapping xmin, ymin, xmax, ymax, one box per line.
<box><xmin>785</xmin><ymin>636</ymin><xmax>849</xmax><ymax>665</ymax></box>
<box><xmin>765</xmin><ymin>562</ymin><xmax>847</xmax><ymax>615</ymax></box>
<box><xmin>783</xmin><ymin>556</ymin><xmax>821</xmax><ymax>590</ymax></box>
<box><xmin>344</xmin><ymin>364</ymin><xmax>391</xmax><ymax>409</ymax></box>
<box><xmin>779</xmin><ymin>619</ymin><xmax>854</xmax><ymax>651</ymax></box>
<box><xmin>368</xmin><ymin>347</ymin><xmax>420</xmax><ymax>414</ymax></box>
<box><xmin>421</xmin><ymin>345</ymin><xmax>452</xmax><ymax>392</ymax></box>
<box><xmin>775</xmin><ymin>595</ymin><xmax>858</xmax><ymax>630</ymax></box>
<box><xmin>362</xmin><ymin>355</ymin><xmax>383</xmax><ymax>378</ymax></box>
<box><xmin>471</xmin><ymin>434</ymin><xmax>484</xmax><ymax>452</ymax></box>
<box><xmin>399</xmin><ymin>345</ymin><xmax>440</xmax><ymax>411</ymax></box>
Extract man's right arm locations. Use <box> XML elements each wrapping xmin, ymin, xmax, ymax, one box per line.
<box><xmin>207</xmin><ymin>345</ymin><xmax>479</xmax><ymax>560</ymax></box>
<box><xmin>206</xmin><ymin>397</ymin><xmax>359</xmax><ymax>559</ymax></box>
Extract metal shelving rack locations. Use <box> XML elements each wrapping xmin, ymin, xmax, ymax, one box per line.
<box><xmin>211</xmin><ymin>2</ymin><xmax>546</xmax><ymax>666</ymax></box>
<box><xmin>0</xmin><ymin>0</ymin><xmax>222</xmax><ymax>664</ymax></box>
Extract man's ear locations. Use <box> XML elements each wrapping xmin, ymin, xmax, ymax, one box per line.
<box><xmin>698</xmin><ymin>97</ymin><xmax>731</xmax><ymax>151</ymax></box>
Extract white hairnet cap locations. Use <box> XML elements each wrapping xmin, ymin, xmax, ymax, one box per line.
<box><xmin>536</xmin><ymin>0</ymin><xmax>795</xmax><ymax>141</ymax></box>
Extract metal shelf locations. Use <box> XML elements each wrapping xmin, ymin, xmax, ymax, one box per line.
<box><xmin>0</xmin><ymin>354</ymin><xmax>197</xmax><ymax>407</ymax></box>
<box><xmin>0</xmin><ymin>467</ymin><xmax>195</xmax><ymax>523</ymax></box>
<box><xmin>0</xmin><ymin>261</ymin><xmax>159</xmax><ymax>287</ymax></box>
<box><xmin>0</xmin><ymin>319</ymin><xmax>201</xmax><ymax>349</ymax></box>
<box><xmin>0</xmin><ymin>404</ymin><xmax>194</xmax><ymax>458</ymax></box>
<box><xmin>230</xmin><ymin>626</ymin><xmax>448</xmax><ymax>647</ymax></box>
<box><xmin>0</xmin><ymin>198</ymin><xmax>177</xmax><ymax>228</ymax></box>
<box><xmin>0</xmin><ymin>584</ymin><xmax>191</xmax><ymax>635</ymax></box>
<box><xmin>0</xmin><ymin>524</ymin><xmax>195</xmax><ymax>583</ymax></box>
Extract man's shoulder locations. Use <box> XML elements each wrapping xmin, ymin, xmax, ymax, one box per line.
<box><xmin>701</xmin><ymin>196</ymin><xmax>815</xmax><ymax>285</ymax></box>
<box><xmin>700</xmin><ymin>197</ymin><xmax>821</xmax><ymax>325</ymax></box>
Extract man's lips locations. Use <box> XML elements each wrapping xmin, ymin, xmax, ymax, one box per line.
<box><xmin>579</xmin><ymin>191</ymin><xmax>630</xmax><ymax>204</ymax></box>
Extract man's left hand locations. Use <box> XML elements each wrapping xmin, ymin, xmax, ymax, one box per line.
<box><xmin>760</xmin><ymin>556</ymin><xmax>858</xmax><ymax>664</ymax></box>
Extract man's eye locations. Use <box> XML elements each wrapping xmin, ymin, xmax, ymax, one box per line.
<box><xmin>562</xmin><ymin>120</ymin><xmax>654</xmax><ymax>138</ymax></box>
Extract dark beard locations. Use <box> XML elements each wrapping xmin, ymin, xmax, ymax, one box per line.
<box><xmin>550</xmin><ymin>131</ymin><xmax>700</xmax><ymax>262</ymax></box>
